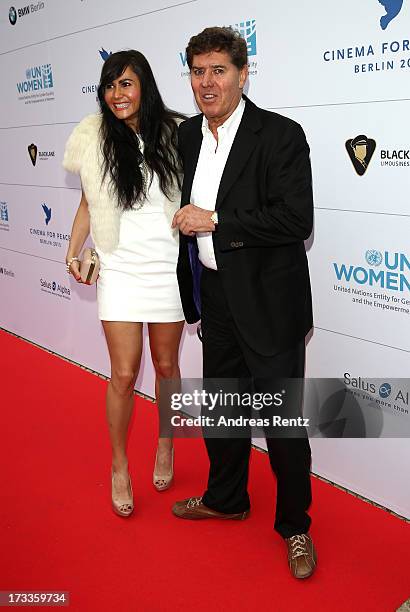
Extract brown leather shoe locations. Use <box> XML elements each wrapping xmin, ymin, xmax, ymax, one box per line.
<box><xmin>285</xmin><ymin>534</ymin><xmax>317</xmax><ymax>579</ymax></box>
<box><xmin>172</xmin><ymin>496</ymin><xmax>249</xmax><ymax>520</ymax></box>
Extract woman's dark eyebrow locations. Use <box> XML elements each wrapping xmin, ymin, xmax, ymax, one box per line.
<box><xmin>107</xmin><ymin>77</ymin><xmax>134</xmax><ymax>85</ymax></box>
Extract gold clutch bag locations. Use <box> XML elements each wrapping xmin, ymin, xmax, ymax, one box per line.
<box><xmin>80</xmin><ymin>248</ymin><xmax>100</xmax><ymax>285</ymax></box>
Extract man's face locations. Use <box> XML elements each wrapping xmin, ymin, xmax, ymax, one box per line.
<box><xmin>190</xmin><ymin>50</ymin><xmax>248</xmax><ymax>125</ymax></box>
<box><xmin>353</xmin><ymin>142</ymin><xmax>367</xmax><ymax>163</ymax></box>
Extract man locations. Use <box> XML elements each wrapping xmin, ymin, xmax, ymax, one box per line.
<box><xmin>172</xmin><ymin>27</ymin><xmax>316</xmax><ymax>579</ymax></box>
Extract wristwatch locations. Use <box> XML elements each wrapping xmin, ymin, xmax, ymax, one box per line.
<box><xmin>210</xmin><ymin>211</ymin><xmax>218</xmax><ymax>226</ymax></box>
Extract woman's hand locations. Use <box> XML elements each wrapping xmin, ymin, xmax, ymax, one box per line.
<box><xmin>66</xmin><ymin>257</ymin><xmax>82</xmax><ymax>282</ymax></box>
<box><xmin>66</xmin><ymin>188</ymin><xmax>91</xmax><ymax>282</ymax></box>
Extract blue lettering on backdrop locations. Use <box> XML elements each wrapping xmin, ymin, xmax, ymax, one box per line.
<box><xmin>333</xmin><ymin>252</ymin><xmax>410</xmax><ymax>292</ymax></box>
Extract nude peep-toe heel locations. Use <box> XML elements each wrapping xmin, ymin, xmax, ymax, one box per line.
<box><xmin>111</xmin><ymin>470</ymin><xmax>134</xmax><ymax>517</ymax></box>
<box><xmin>153</xmin><ymin>448</ymin><xmax>174</xmax><ymax>492</ymax></box>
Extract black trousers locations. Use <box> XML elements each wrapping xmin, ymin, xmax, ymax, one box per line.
<box><xmin>200</xmin><ymin>267</ymin><xmax>312</xmax><ymax>538</ymax></box>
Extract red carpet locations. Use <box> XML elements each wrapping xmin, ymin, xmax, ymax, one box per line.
<box><xmin>0</xmin><ymin>329</ymin><xmax>409</xmax><ymax>611</ymax></box>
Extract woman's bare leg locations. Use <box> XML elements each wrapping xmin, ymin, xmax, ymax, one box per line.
<box><xmin>148</xmin><ymin>321</ymin><xmax>184</xmax><ymax>475</ymax></box>
<box><xmin>102</xmin><ymin>321</ymin><xmax>143</xmax><ymax>497</ymax></box>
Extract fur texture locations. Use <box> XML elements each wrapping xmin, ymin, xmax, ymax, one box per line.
<box><xmin>63</xmin><ymin>113</ymin><xmax>181</xmax><ymax>253</ymax></box>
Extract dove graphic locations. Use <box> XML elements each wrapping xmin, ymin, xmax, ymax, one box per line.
<box><xmin>378</xmin><ymin>0</ymin><xmax>404</xmax><ymax>30</ymax></box>
<box><xmin>42</xmin><ymin>203</ymin><xmax>51</xmax><ymax>225</ymax></box>
<box><xmin>99</xmin><ymin>47</ymin><xmax>112</xmax><ymax>61</ymax></box>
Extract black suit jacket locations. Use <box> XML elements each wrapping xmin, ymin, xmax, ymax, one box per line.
<box><xmin>177</xmin><ymin>96</ymin><xmax>313</xmax><ymax>356</ymax></box>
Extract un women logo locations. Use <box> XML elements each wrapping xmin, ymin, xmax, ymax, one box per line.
<box><xmin>365</xmin><ymin>250</ymin><xmax>383</xmax><ymax>266</ymax></box>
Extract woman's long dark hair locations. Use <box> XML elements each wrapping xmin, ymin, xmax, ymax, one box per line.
<box><xmin>97</xmin><ymin>50</ymin><xmax>184</xmax><ymax>210</ymax></box>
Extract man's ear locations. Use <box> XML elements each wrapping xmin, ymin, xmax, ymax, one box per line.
<box><xmin>239</xmin><ymin>64</ymin><xmax>248</xmax><ymax>89</ymax></box>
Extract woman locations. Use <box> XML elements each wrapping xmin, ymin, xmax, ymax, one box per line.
<box><xmin>63</xmin><ymin>50</ymin><xmax>185</xmax><ymax>517</ymax></box>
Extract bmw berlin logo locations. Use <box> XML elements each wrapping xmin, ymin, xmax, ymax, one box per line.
<box><xmin>9</xmin><ymin>6</ymin><xmax>17</xmax><ymax>25</ymax></box>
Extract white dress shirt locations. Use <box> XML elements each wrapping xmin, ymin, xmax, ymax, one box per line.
<box><xmin>191</xmin><ymin>98</ymin><xmax>245</xmax><ymax>270</ymax></box>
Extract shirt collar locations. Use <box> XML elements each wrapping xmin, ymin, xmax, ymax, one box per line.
<box><xmin>201</xmin><ymin>97</ymin><xmax>246</xmax><ymax>141</ymax></box>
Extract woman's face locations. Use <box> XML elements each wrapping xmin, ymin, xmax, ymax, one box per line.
<box><xmin>104</xmin><ymin>65</ymin><xmax>141</xmax><ymax>130</ymax></box>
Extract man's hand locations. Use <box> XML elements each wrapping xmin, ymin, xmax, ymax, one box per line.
<box><xmin>172</xmin><ymin>204</ymin><xmax>216</xmax><ymax>236</ymax></box>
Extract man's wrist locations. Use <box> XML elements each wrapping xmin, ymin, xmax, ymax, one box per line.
<box><xmin>210</xmin><ymin>211</ymin><xmax>218</xmax><ymax>228</ymax></box>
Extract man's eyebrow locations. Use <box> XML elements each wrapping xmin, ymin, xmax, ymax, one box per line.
<box><xmin>191</xmin><ymin>63</ymin><xmax>227</xmax><ymax>70</ymax></box>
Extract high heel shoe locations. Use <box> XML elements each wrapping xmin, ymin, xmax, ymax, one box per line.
<box><xmin>153</xmin><ymin>448</ymin><xmax>174</xmax><ymax>492</ymax></box>
<box><xmin>111</xmin><ymin>470</ymin><xmax>134</xmax><ymax>517</ymax></box>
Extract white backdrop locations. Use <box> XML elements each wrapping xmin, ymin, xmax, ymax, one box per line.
<box><xmin>0</xmin><ymin>0</ymin><xmax>409</xmax><ymax>518</ymax></box>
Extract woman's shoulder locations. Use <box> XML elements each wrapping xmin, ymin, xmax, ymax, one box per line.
<box><xmin>173</xmin><ymin>116</ymin><xmax>185</xmax><ymax>127</ymax></box>
<box><xmin>71</xmin><ymin>113</ymin><xmax>102</xmax><ymax>139</ymax></box>
<box><xmin>165</xmin><ymin>111</ymin><xmax>187</xmax><ymax>129</ymax></box>
<box><xmin>63</xmin><ymin>113</ymin><xmax>102</xmax><ymax>174</ymax></box>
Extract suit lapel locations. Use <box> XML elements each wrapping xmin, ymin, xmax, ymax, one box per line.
<box><xmin>181</xmin><ymin>119</ymin><xmax>203</xmax><ymax>205</ymax></box>
<box><xmin>216</xmin><ymin>98</ymin><xmax>262</xmax><ymax>209</ymax></box>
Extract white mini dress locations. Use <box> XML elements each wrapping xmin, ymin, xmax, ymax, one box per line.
<box><xmin>96</xmin><ymin>168</ymin><xmax>184</xmax><ymax>323</ymax></box>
